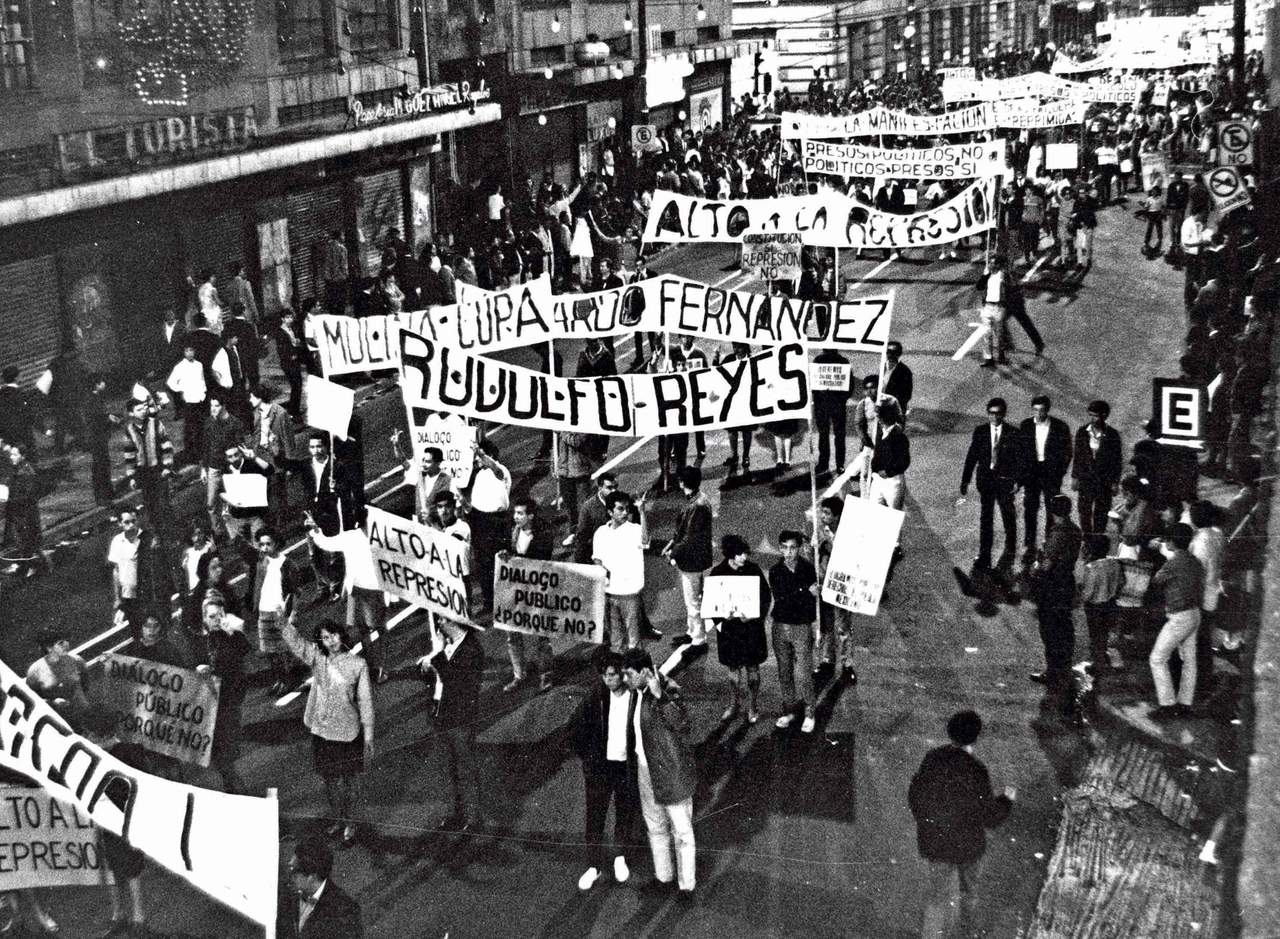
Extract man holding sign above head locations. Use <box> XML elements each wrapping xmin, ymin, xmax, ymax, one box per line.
<box><xmin>500</xmin><ymin>498</ymin><xmax>557</xmax><ymax>693</ymax></box>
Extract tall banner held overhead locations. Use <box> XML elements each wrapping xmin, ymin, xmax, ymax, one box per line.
<box><xmin>303</xmin><ymin>374</ymin><xmax>355</xmax><ymax>440</ymax></box>
<box><xmin>821</xmin><ymin>496</ymin><xmax>904</xmax><ymax>616</ymax></box>
<box><xmin>781</xmin><ymin>104</ymin><xmax>997</xmax><ymax>138</ymax></box>
<box><xmin>0</xmin><ymin>658</ymin><xmax>278</xmax><ymax>933</ymax></box>
<box><xmin>399</xmin><ymin>330</ymin><xmax>812</xmax><ymax>437</ymax></box>
<box><xmin>801</xmin><ymin>139</ymin><xmax>1007</xmax><ymax>179</ymax></box>
<box><xmin>642</xmin><ymin>178</ymin><xmax>998</xmax><ymax>249</ymax></box>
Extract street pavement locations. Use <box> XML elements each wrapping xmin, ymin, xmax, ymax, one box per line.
<box><xmin>4</xmin><ymin>199</ymin><xmax>1188</xmax><ymax>938</ymax></box>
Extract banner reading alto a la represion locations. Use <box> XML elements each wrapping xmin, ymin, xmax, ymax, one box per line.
<box><xmin>366</xmin><ymin>505</ymin><xmax>471</xmax><ymax>623</ymax></box>
<box><xmin>99</xmin><ymin>654</ymin><xmax>221</xmax><ymax>768</ymax></box>
<box><xmin>492</xmin><ymin>556</ymin><xmax>606</xmax><ymax>645</ymax></box>
<box><xmin>399</xmin><ymin>329</ymin><xmax>812</xmax><ymax>437</ymax></box>
<box><xmin>0</xmin><ymin>658</ymin><xmax>278</xmax><ymax>932</ymax></box>
<box><xmin>641</xmin><ymin>178</ymin><xmax>998</xmax><ymax>248</ymax></box>
<box><xmin>0</xmin><ymin>784</ymin><xmax>112</xmax><ymax>890</ymax></box>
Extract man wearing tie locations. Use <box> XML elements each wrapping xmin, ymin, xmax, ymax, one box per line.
<box><xmin>960</xmin><ymin>397</ymin><xmax>1024</xmax><ymax>572</ymax></box>
<box><xmin>303</xmin><ymin>433</ymin><xmax>354</xmax><ymax>604</ymax></box>
<box><xmin>882</xmin><ymin>341</ymin><xmax>914</xmax><ymax>416</ymax></box>
<box><xmin>1018</xmin><ymin>395</ymin><xmax>1073</xmax><ymax>564</ymax></box>
<box><xmin>282</xmin><ymin>836</ymin><xmax>362</xmax><ymax>938</ymax></box>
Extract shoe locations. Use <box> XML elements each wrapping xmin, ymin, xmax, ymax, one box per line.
<box><xmin>1034</xmin><ymin>345</ymin><xmax>1044</xmax><ymax>357</ymax></box>
<box><xmin>561</xmin><ymin>533</ymin><xmax>576</xmax><ymax>547</ymax></box>
<box><xmin>539</xmin><ymin>674</ymin><xmax>554</xmax><ymax>692</ymax></box>
<box><xmin>721</xmin><ymin>456</ymin><xmax>737</xmax><ymax>467</ymax></box>
<box><xmin>1022</xmin><ymin>549</ymin><xmax>1037</xmax><ymax>567</ymax></box>
<box><xmin>1029</xmin><ymin>671</ymin><xmax>1049</xmax><ymax>685</ymax></box>
<box><xmin>841</xmin><ymin>666</ymin><xmax>857</xmax><ymax>686</ymax></box>
<box><xmin>639</xmin><ymin>878</ymin><xmax>674</xmax><ymax>897</ymax></box>
<box><xmin>812</xmin><ymin>662</ymin><xmax>834</xmax><ymax>687</ymax></box>
<box><xmin>34</xmin><ymin>910</ymin><xmax>58</xmax><ymax>934</ymax></box>
<box><xmin>720</xmin><ymin>703</ymin><xmax>740</xmax><ymax>722</ymax></box>
<box><xmin>747</xmin><ymin>709</ymin><xmax>760</xmax><ymax>724</ymax></box>
<box><xmin>614</xmin><ymin>855</ymin><xmax>630</xmax><ymax>883</ymax></box>
<box><xmin>980</xmin><ymin>359</ymin><xmax>997</xmax><ymax>369</ymax></box>
<box><xmin>326</xmin><ymin>820</ymin><xmax>345</xmax><ymax>837</ymax></box>
<box><xmin>1175</xmin><ymin>704</ymin><xmax>1196</xmax><ymax>718</ymax></box>
<box><xmin>641</xmin><ymin>625</ymin><xmax>664</xmax><ymax>641</ymax></box>
<box><xmin>671</xmin><ymin>635</ymin><xmax>692</xmax><ymax>648</ymax></box>
<box><xmin>685</xmin><ymin>642</ymin><xmax>708</xmax><ymax>659</ymax></box>
<box><xmin>269</xmin><ymin>679</ymin><xmax>286</xmax><ymax>696</ymax></box>
<box><xmin>503</xmin><ymin>676</ymin><xmax>526</xmax><ymax>693</ymax></box>
<box><xmin>578</xmin><ymin>866</ymin><xmax>602</xmax><ymax>891</ymax></box>
<box><xmin>1149</xmin><ymin>704</ymin><xmax>1182</xmax><ymax>721</ymax></box>
<box><xmin>328</xmin><ymin>589</ymin><xmax>343</xmax><ymax>604</ymax></box>
<box><xmin>676</xmin><ymin>888</ymin><xmax>696</xmax><ymax>904</ymax></box>
<box><xmin>775</xmin><ymin>714</ymin><xmax>796</xmax><ymax>730</ymax></box>
<box><xmin>800</xmin><ymin>715</ymin><xmax>816</xmax><ymax>734</ymax></box>
<box><xmin>340</xmin><ymin>825</ymin><xmax>358</xmax><ymax>848</ymax></box>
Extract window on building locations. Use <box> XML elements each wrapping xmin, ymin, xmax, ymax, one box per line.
<box><xmin>529</xmin><ymin>44</ymin><xmax>566</xmax><ymax>68</ymax></box>
<box><xmin>882</xmin><ymin>15</ymin><xmax>899</xmax><ymax>64</ymax></box>
<box><xmin>278</xmin><ymin>0</ymin><xmax>335</xmax><ymax>60</ymax></box>
<box><xmin>1</xmin><ymin>0</ymin><xmax>36</xmax><ymax>92</ymax></box>
<box><xmin>928</xmin><ymin>10</ymin><xmax>944</xmax><ymax>65</ymax></box>
<box><xmin>969</xmin><ymin>3</ymin><xmax>985</xmax><ymax>55</ymax></box>
<box><xmin>848</xmin><ymin>21</ymin><xmax>871</xmax><ymax>79</ymax></box>
<box><xmin>949</xmin><ymin>8</ymin><xmax>965</xmax><ymax>60</ymax></box>
<box><xmin>660</xmin><ymin>30</ymin><xmax>676</xmax><ymax>49</ymax></box>
<box><xmin>696</xmin><ymin>25</ymin><xmax>719</xmax><ymax>44</ymax></box>
<box><xmin>346</xmin><ymin>0</ymin><xmax>399</xmax><ymax>53</ymax></box>
<box><xmin>996</xmin><ymin>2</ymin><xmax>1010</xmax><ymax>43</ymax></box>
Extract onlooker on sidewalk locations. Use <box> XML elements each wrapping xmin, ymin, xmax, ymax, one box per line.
<box><xmin>82</xmin><ymin>373</ymin><xmax>119</xmax><ymax>506</ymax></box>
<box><xmin>1148</xmin><ymin>522</ymin><xmax>1205</xmax><ymax>720</ymax></box>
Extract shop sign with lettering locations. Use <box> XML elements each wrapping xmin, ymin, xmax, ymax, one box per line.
<box><xmin>351</xmin><ymin>81</ymin><xmax>491</xmax><ymax>126</ymax></box>
<box><xmin>55</xmin><ymin>106</ymin><xmax>259</xmax><ymax>177</ymax></box>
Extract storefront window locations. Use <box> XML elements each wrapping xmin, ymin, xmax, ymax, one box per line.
<box><xmin>278</xmin><ymin>0</ymin><xmax>334</xmax><ymax>61</ymax></box>
<box><xmin>347</xmin><ymin>0</ymin><xmax>398</xmax><ymax>54</ymax></box>
<box><xmin>928</xmin><ymin>10</ymin><xmax>944</xmax><ymax>65</ymax></box>
<box><xmin>1</xmin><ymin>0</ymin><xmax>36</xmax><ymax>92</ymax></box>
<box><xmin>949</xmin><ymin>8</ymin><xmax>964</xmax><ymax>59</ymax></box>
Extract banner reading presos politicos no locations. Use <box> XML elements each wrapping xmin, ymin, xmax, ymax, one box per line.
<box><xmin>399</xmin><ymin>329</ymin><xmax>811</xmax><ymax>437</ymax></box>
<box><xmin>801</xmin><ymin>139</ymin><xmax>1007</xmax><ymax>179</ymax></box>
<box><xmin>99</xmin><ymin>654</ymin><xmax>221</xmax><ymax>768</ymax></box>
<box><xmin>0</xmin><ymin>658</ymin><xmax>278</xmax><ymax>933</ymax></box>
<box><xmin>641</xmin><ymin>178</ymin><xmax>998</xmax><ymax>249</ymax></box>
<box><xmin>492</xmin><ymin>556</ymin><xmax>606</xmax><ymax>645</ymax></box>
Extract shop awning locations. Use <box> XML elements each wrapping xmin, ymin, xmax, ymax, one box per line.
<box><xmin>0</xmin><ymin>101</ymin><xmax>503</xmax><ymax>229</ymax></box>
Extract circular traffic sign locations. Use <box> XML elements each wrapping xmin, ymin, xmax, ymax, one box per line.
<box><xmin>1208</xmin><ymin>168</ymin><xmax>1240</xmax><ymax>198</ymax></box>
<box><xmin>1220</xmin><ymin>122</ymin><xmax>1250</xmax><ymax>153</ymax></box>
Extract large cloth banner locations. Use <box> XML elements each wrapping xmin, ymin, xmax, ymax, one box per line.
<box><xmin>400</xmin><ymin>330</ymin><xmax>811</xmax><ymax>437</ymax></box>
<box><xmin>994</xmin><ymin>98</ymin><xmax>1090</xmax><ymax>130</ymax></box>
<box><xmin>782</xmin><ymin>104</ymin><xmax>996</xmax><ymax>139</ymax></box>
<box><xmin>942</xmin><ymin>71</ymin><xmax>1142</xmax><ymax>105</ymax></box>
<box><xmin>0</xmin><ymin>784</ymin><xmax>112</xmax><ymax>890</ymax></box>
<box><xmin>0</xmin><ymin>658</ymin><xmax>278</xmax><ymax>931</ymax></box>
<box><xmin>821</xmin><ymin>496</ymin><xmax>904</xmax><ymax>616</ymax></box>
<box><xmin>800</xmin><ymin>139</ymin><xmax>1007</xmax><ymax>179</ymax></box>
<box><xmin>642</xmin><ymin>178</ymin><xmax>998</xmax><ymax>249</ymax></box>
<box><xmin>492</xmin><ymin>556</ymin><xmax>607</xmax><ymax>644</ymax></box>
<box><xmin>365</xmin><ymin>505</ymin><xmax>470</xmax><ymax>622</ymax></box>
<box><xmin>99</xmin><ymin>654</ymin><xmax>221</xmax><ymax>768</ymax></box>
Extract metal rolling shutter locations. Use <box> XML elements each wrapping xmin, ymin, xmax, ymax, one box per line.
<box><xmin>287</xmin><ymin>182</ymin><xmax>345</xmax><ymax>306</ymax></box>
<box><xmin>181</xmin><ymin>208</ymin><xmax>248</xmax><ymax>299</ymax></box>
<box><xmin>0</xmin><ymin>257</ymin><xmax>63</xmax><ymax>384</ymax></box>
<box><xmin>357</xmin><ymin>168</ymin><xmax>404</xmax><ymax>277</ymax></box>
<box><xmin>109</xmin><ymin>231</ymin><xmax>181</xmax><ymax>381</ymax></box>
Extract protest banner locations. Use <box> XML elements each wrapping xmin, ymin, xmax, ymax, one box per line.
<box><xmin>0</xmin><ymin>658</ymin><xmax>278</xmax><ymax>931</ymax></box>
<box><xmin>99</xmin><ymin>654</ymin><xmax>221</xmax><ymax>768</ymax></box>
<box><xmin>0</xmin><ymin>784</ymin><xmax>111</xmax><ymax>890</ymax></box>
<box><xmin>492</xmin><ymin>556</ymin><xmax>606</xmax><ymax>644</ymax></box>
<box><xmin>993</xmin><ymin>98</ymin><xmax>1089</xmax><ymax>129</ymax></box>
<box><xmin>303</xmin><ymin>374</ymin><xmax>355</xmax><ymax>439</ymax></box>
<box><xmin>742</xmin><ymin>233</ymin><xmax>802</xmax><ymax>281</ymax></box>
<box><xmin>1045</xmin><ymin>142</ymin><xmax>1079</xmax><ymax>171</ymax></box>
<box><xmin>643</xmin><ymin>178</ymin><xmax>998</xmax><ymax>249</ymax></box>
<box><xmin>942</xmin><ymin>71</ymin><xmax>1142</xmax><ymax>104</ymax></box>
<box><xmin>365</xmin><ymin>505</ymin><xmax>470</xmax><ymax>622</ymax></box>
<box><xmin>1152</xmin><ymin>82</ymin><xmax>1170</xmax><ymax>107</ymax></box>
<box><xmin>938</xmin><ymin>66</ymin><xmax>976</xmax><ymax>80</ymax></box>
<box><xmin>219</xmin><ymin>472</ymin><xmax>267</xmax><ymax>509</ymax></box>
<box><xmin>820</xmin><ymin>496</ymin><xmax>904</xmax><ymax>616</ymax></box>
<box><xmin>809</xmin><ymin>361</ymin><xmax>852</xmax><ymax>392</ymax></box>
<box><xmin>1142</xmin><ymin>152</ymin><xmax>1170</xmax><ymax>191</ymax></box>
<box><xmin>781</xmin><ymin>104</ymin><xmax>996</xmax><ymax>139</ymax></box>
<box><xmin>407</xmin><ymin>409</ymin><xmax>477</xmax><ymax>488</ymax></box>
<box><xmin>400</xmin><ymin>329</ymin><xmax>811</xmax><ymax>437</ymax></box>
<box><xmin>801</xmin><ymin>139</ymin><xmax>1006</xmax><ymax>179</ymax></box>
<box><xmin>700</xmin><ymin>575</ymin><xmax>761</xmax><ymax>619</ymax></box>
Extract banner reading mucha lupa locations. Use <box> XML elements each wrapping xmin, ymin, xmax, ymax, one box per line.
<box><xmin>0</xmin><ymin>658</ymin><xmax>278</xmax><ymax>932</ymax></box>
<box><xmin>641</xmin><ymin>178</ymin><xmax>998</xmax><ymax>248</ymax></box>
<box><xmin>399</xmin><ymin>330</ymin><xmax>810</xmax><ymax>436</ymax></box>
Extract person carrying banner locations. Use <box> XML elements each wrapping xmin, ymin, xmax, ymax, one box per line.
<box><xmin>501</xmin><ymin>498</ymin><xmax>557</xmax><ymax>692</ymax></box>
<box><xmin>709</xmin><ymin>534</ymin><xmax>772</xmax><ymax>724</ymax></box>
<box><xmin>282</xmin><ymin>615</ymin><xmax>375</xmax><ymax>848</ymax></box>
<box><xmin>769</xmin><ymin>530</ymin><xmax>820</xmax><ymax>733</ymax></box>
<box><xmin>465</xmin><ymin>440</ymin><xmax>512</xmax><ymax>615</ymax></box>
<box><xmin>248</xmin><ymin>383</ymin><xmax>297</xmax><ymax>529</ymax></box>
<box><xmin>665</xmin><ymin>466</ymin><xmax>713</xmax><ymax>656</ymax></box>
<box><xmin>303</xmin><ymin>433</ymin><xmax>353</xmax><ymax>605</ymax></box>
<box><xmin>571</xmin><ymin>651</ymin><xmax>637</xmax><ymax>892</ymax></box>
<box><xmin>978</xmin><ymin>257</ymin><xmax>1011</xmax><ymax>368</ymax></box>
<box><xmin>812</xmin><ymin>349</ymin><xmax>851</xmax><ymax>479</ymax></box>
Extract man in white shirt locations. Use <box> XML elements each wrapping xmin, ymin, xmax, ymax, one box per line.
<box><xmin>592</xmin><ymin>491</ymin><xmax>650</xmax><ymax>650</ymax></box>
<box><xmin>433</xmin><ymin>492</ymin><xmax>473</xmax><ymax>608</ymax></box>
<box><xmin>194</xmin><ymin>269</ymin><xmax>222</xmax><ymax>334</ymax></box>
<box><xmin>1180</xmin><ymin>209</ymin><xmax>1213</xmax><ymax>308</ymax></box>
<box><xmin>466</xmin><ymin>441</ymin><xmax>512</xmax><ymax>612</ymax></box>
<box><xmin>107</xmin><ymin>510</ymin><xmax>150</xmax><ymax>637</ymax></box>
<box><xmin>167</xmin><ymin>345</ymin><xmax>208</xmax><ymax>464</ymax></box>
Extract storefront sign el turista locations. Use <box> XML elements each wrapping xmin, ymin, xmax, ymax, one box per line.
<box><xmin>350</xmin><ymin>81</ymin><xmax>491</xmax><ymax>126</ymax></box>
<box><xmin>56</xmin><ymin>106</ymin><xmax>259</xmax><ymax>175</ymax></box>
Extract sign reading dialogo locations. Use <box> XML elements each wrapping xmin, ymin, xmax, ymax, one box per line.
<box><xmin>99</xmin><ymin>654</ymin><xmax>221</xmax><ymax>768</ymax></box>
<box><xmin>492</xmin><ymin>556</ymin><xmax>607</xmax><ymax>644</ymax></box>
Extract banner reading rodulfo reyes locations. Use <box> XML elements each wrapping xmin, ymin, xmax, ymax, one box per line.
<box><xmin>399</xmin><ymin>330</ymin><xmax>811</xmax><ymax>436</ymax></box>
<box><xmin>0</xmin><ymin>658</ymin><xmax>278</xmax><ymax>930</ymax></box>
<box><xmin>317</xmin><ymin>277</ymin><xmax>896</xmax><ymax>374</ymax></box>
<box><xmin>642</xmin><ymin>178</ymin><xmax>998</xmax><ymax>248</ymax></box>
<box><xmin>942</xmin><ymin>71</ymin><xmax>1142</xmax><ymax>105</ymax></box>
<box><xmin>800</xmin><ymin>139</ymin><xmax>1007</xmax><ymax>179</ymax></box>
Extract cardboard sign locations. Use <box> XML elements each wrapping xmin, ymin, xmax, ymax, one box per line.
<box><xmin>1095</xmin><ymin>146</ymin><xmax>1118</xmax><ymax>166</ymax></box>
<box><xmin>994</xmin><ymin>98</ymin><xmax>1089</xmax><ymax>129</ymax></box>
<box><xmin>782</xmin><ymin>104</ymin><xmax>997</xmax><ymax>139</ymax></box>
<box><xmin>1152</xmin><ymin>378</ymin><xmax>1206</xmax><ymax>446</ymax></box>
<box><xmin>742</xmin><ymin>233</ymin><xmax>802</xmax><ymax>281</ymax></box>
<box><xmin>219</xmin><ymin>473</ymin><xmax>267</xmax><ymax>509</ymax></box>
<box><xmin>99</xmin><ymin>655</ymin><xmax>221</xmax><ymax>768</ymax></box>
<box><xmin>492</xmin><ymin>556</ymin><xmax>606</xmax><ymax>644</ymax></box>
<box><xmin>801</xmin><ymin>139</ymin><xmax>1007</xmax><ymax>179</ymax></box>
<box><xmin>1216</xmin><ymin>120</ymin><xmax>1253</xmax><ymax>167</ymax></box>
<box><xmin>0</xmin><ymin>784</ymin><xmax>111</xmax><ymax>890</ymax></box>
<box><xmin>0</xmin><ymin>658</ymin><xmax>278</xmax><ymax>931</ymax></box>
<box><xmin>642</xmin><ymin>178</ymin><xmax>999</xmax><ymax>248</ymax></box>
<box><xmin>700</xmin><ymin>575</ymin><xmax>761</xmax><ymax>619</ymax></box>
<box><xmin>810</xmin><ymin>362</ymin><xmax>852</xmax><ymax>392</ymax></box>
<box><xmin>1045</xmin><ymin>143</ymin><xmax>1079</xmax><ymax>171</ymax></box>
<box><xmin>631</xmin><ymin>124</ymin><xmax>662</xmax><ymax>153</ymax></box>
<box><xmin>1206</xmin><ymin>166</ymin><xmax>1250</xmax><ymax>214</ymax></box>
<box><xmin>400</xmin><ymin>330</ymin><xmax>812</xmax><ymax>437</ymax></box>
<box><xmin>942</xmin><ymin>71</ymin><xmax>1142</xmax><ymax>105</ymax></box>
<box><xmin>1152</xmin><ymin>82</ymin><xmax>1170</xmax><ymax>107</ymax></box>
<box><xmin>821</xmin><ymin>496</ymin><xmax>904</xmax><ymax>615</ymax></box>
<box><xmin>365</xmin><ymin>505</ymin><xmax>470</xmax><ymax>622</ymax></box>
<box><xmin>939</xmin><ymin>66</ymin><xmax>976</xmax><ymax>80</ymax></box>
<box><xmin>409</xmin><ymin>410</ymin><xmax>477</xmax><ymax>489</ymax></box>
<box><xmin>1142</xmin><ymin>152</ymin><xmax>1170</xmax><ymax>192</ymax></box>
<box><xmin>303</xmin><ymin>374</ymin><xmax>355</xmax><ymax>440</ymax></box>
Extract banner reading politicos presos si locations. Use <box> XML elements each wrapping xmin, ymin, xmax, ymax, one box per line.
<box><xmin>0</xmin><ymin>658</ymin><xmax>278</xmax><ymax>931</ymax></box>
<box><xmin>641</xmin><ymin>178</ymin><xmax>998</xmax><ymax>248</ymax></box>
<box><xmin>801</xmin><ymin>139</ymin><xmax>1007</xmax><ymax>179</ymax></box>
<box><xmin>400</xmin><ymin>330</ymin><xmax>811</xmax><ymax>436</ymax></box>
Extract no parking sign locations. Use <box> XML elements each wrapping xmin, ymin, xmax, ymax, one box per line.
<box><xmin>1151</xmin><ymin>378</ymin><xmax>1206</xmax><ymax>447</ymax></box>
<box><xmin>1216</xmin><ymin>120</ymin><xmax>1253</xmax><ymax>167</ymax></box>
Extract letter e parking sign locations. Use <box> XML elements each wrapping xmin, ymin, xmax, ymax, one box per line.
<box><xmin>1152</xmin><ymin>378</ymin><xmax>1205</xmax><ymax>447</ymax></box>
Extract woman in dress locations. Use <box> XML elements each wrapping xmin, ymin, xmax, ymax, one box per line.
<box><xmin>282</xmin><ymin>615</ymin><xmax>374</xmax><ymax>848</ymax></box>
<box><xmin>708</xmin><ymin>535</ymin><xmax>772</xmax><ymax>724</ymax></box>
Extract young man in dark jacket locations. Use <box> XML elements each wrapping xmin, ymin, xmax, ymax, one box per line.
<box><xmin>421</xmin><ymin>620</ymin><xmax>486</xmax><ymax>833</ymax></box>
<box><xmin>908</xmin><ymin>710</ymin><xmax>1015</xmax><ymax>939</ymax></box>
<box><xmin>1030</xmin><ymin>495</ymin><xmax>1083</xmax><ymax>701</ymax></box>
<box><xmin>571</xmin><ymin>651</ymin><xmax>637</xmax><ymax>891</ymax></box>
<box><xmin>1071</xmin><ymin>399</ymin><xmax>1123</xmax><ymax>539</ymax></box>
<box><xmin>664</xmin><ymin>466</ymin><xmax>714</xmax><ymax>654</ymax></box>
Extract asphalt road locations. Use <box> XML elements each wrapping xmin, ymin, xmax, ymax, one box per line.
<box><xmin>4</xmin><ymin>201</ymin><xmax>1187</xmax><ymax>938</ymax></box>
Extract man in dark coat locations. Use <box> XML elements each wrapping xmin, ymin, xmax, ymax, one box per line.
<box><xmin>573</xmin><ymin>473</ymin><xmax>618</xmax><ymax>564</ymax></box>
<box><xmin>500</xmin><ymin>497</ymin><xmax>557</xmax><ymax>692</ymax></box>
<box><xmin>1071</xmin><ymin>399</ymin><xmax>1124</xmax><ymax>538</ymax></box>
<box><xmin>1018</xmin><ymin>395</ymin><xmax>1073</xmax><ymax>563</ymax></box>
<box><xmin>882</xmin><ymin>340</ymin><xmax>914</xmax><ymax>415</ymax></box>
<box><xmin>812</xmin><ymin>349</ymin><xmax>851</xmax><ymax>477</ymax></box>
<box><xmin>0</xmin><ymin>366</ymin><xmax>35</xmax><ymax>451</ymax></box>
<box><xmin>421</xmin><ymin>620</ymin><xmax>486</xmax><ymax>834</ymax></box>
<box><xmin>281</xmin><ymin>837</ymin><xmax>363</xmax><ymax>939</ymax></box>
<box><xmin>1030</xmin><ymin>496</ymin><xmax>1083</xmax><ymax>698</ymax></box>
<box><xmin>960</xmin><ymin>397</ymin><xmax>1024</xmax><ymax>571</ymax></box>
<box><xmin>908</xmin><ymin>710</ymin><xmax>1014</xmax><ymax>939</ymax></box>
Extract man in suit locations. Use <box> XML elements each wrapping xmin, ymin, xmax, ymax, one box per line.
<box><xmin>420</xmin><ymin>620</ymin><xmax>486</xmax><ymax>835</ymax></box>
<box><xmin>811</xmin><ymin>349</ymin><xmax>851</xmax><ymax>477</ymax></box>
<box><xmin>960</xmin><ymin>397</ymin><xmax>1023</xmax><ymax>571</ymax></box>
<box><xmin>882</xmin><ymin>341</ymin><xmax>913</xmax><ymax>416</ymax></box>
<box><xmin>500</xmin><ymin>497</ymin><xmax>557</xmax><ymax>692</ymax></box>
<box><xmin>1030</xmin><ymin>495</ymin><xmax>1083</xmax><ymax>699</ymax></box>
<box><xmin>249</xmin><ymin>383</ymin><xmax>297</xmax><ymax>528</ymax></box>
<box><xmin>1071</xmin><ymin>399</ymin><xmax>1124</xmax><ymax>539</ymax></box>
<box><xmin>573</xmin><ymin>472</ymin><xmax>619</xmax><ymax>562</ymax></box>
<box><xmin>282</xmin><ymin>836</ymin><xmax>363</xmax><ymax>939</ymax></box>
<box><xmin>155</xmin><ymin>309</ymin><xmax>187</xmax><ymax>377</ymax></box>
<box><xmin>302</xmin><ymin>433</ymin><xmax>356</xmax><ymax>603</ymax></box>
<box><xmin>1018</xmin><ymin>394</ymin><xmax>1072</xmax><ymax>563</ymax></box>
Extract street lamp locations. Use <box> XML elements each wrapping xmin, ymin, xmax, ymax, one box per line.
<box><xmin>696</xmin><ymin>2</ymin><xmax>707</xmax><ymax>21</ymax></box>
<box><xmin>551</xmin><ymin>13</ymin><xmax>561</xmax><ymax>32</ymax></box>
<box><xmin>624</xmin><ymin>8</ymin><xmax>633</xmax><ymax>30</ymax></box>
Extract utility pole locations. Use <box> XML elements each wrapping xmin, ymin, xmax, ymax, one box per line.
<box><xmin>1232</xmin><ymin>0</ymin><xmax>1246</xmax><ymax>111</ymax></box>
